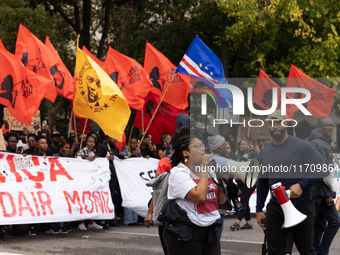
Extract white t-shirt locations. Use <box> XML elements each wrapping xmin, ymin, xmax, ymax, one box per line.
<box><xmin>167</xmin><ymin>163</ymin><xmax>220</xmax><ymax>227</ymax></box>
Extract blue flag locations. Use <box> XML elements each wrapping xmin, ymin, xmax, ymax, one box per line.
<box><xmin>178</xmin><ymin>35</ymin><xmax>232</xmax><ymax>108</ymax></box>
<box><xmin>175</xmin><ymin>35</ymin><xmax>224</xmax><ymax>79</ymax></box>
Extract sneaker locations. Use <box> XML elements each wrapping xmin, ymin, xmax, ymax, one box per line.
<box><xmin>240</xmin><ymin>223</ymin><xmax>253</xmax><ymax>229</ymax></box>
<box><xmin>230</xmin><ymin>222</ymin><xmax>240</xmax><ymax>231</ymax></box>
<box><xmin>28</xmin><ymin>227</ymin><xmax>36</xmax><ymax>236</ymax></box>
<box><xmin>46</xmin><ymin>225</ymin><xmax>59</xmax><ymax>234</ymax></box>
<box><xmin>110</xmin><ymin>219</ymin><xmax>120</xmax><ymax>227</ymax></box>
<box><xmin>78</xmin><ymin>223</ymin><xmax>87</xmax><ymax>231</ymax></box>
<box><xmin>58</xmin><ymin>225</ymin><xmax>68</xmax><ymax>234</ymax></box>
<box><xmin>103</xmin><ymin>222</ymin><xmax>110</xmax><ymax>229</ymax></box>
<box><xmin>88</xmin><ymin>222</ymin><xmax>103</xmax><ymax>230</ymax></box>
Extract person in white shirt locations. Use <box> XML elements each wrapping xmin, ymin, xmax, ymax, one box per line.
<box><xmin>163</xmin><ymin>126</ymin><xmax>226</xmax><ymax>255</ymax></box>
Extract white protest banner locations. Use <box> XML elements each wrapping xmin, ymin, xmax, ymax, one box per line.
<box><xmin>114</xmin><ymin>157</ymin><xmax>159</xmax><ymax>217</ymax></box>
<box><xmin>0</xmin><ymin>153</ymin><xmax>113</xmax><ymax>224</ymax></box>
<box><xmin>332</xmin><ymin>154</ymin><xmax>340</xmax><ymax>211</ymax></box>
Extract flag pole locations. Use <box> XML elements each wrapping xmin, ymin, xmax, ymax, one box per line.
<box><xmin>73</xmin><ymin>110</ymin><xmax>79</xmax><ymax>143</ymax></box>
<box><xmin>73</xmin><ymin>35</ymin><xmax>80</xmax><ymax>145</ymax></box>
<box><xmin>79</xmin><ymin>118</ymin><xmax>88</xmax><ymax>150</ymax></box>
<box><xmin>68</xmin><ymin>110</ymin><xmax>73</xmax><ymax>138</ymax></box>
<box><xmin>142</xmin><ymin>110</ymin><xmax>144</xmax><ymax>133</ymax></box>
<box><xmin>247</xmin><ymin>112</ymin><xmax>252</xmax><ymax>138</ymax></box>
<box><xmin>138</xmin><ymin>73</ymin><xmax>176</xmax><ymax>149</ymax></box>
<box><xmin>128</xmin><ymin>125</ymin><xmax>134</xmax><ymax>146</ymax></box>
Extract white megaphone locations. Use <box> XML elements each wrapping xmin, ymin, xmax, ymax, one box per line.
<box><xmin>211</xmin><ymin>155</ymin><xmax>260</xmax><ymax>189</ymax></box>
<box><xmin>271</xmin><ymin>182</ymin><xmax>307</xmax><ymax>228</ymax></box>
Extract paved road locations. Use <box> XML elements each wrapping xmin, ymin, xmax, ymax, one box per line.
<box><xmin>0</xmin><ymin>215</ymin><xmax>339</xmax><ymax>255</ymax></box>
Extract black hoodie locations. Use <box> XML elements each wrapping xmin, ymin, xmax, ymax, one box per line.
<box><xmin>309</xmin><ymin>128</ymin><xmax>335</xmax><ymax>200</ymax></box>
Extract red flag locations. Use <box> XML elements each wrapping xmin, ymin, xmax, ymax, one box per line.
<box><xmin>133</xmin><ymin>91</ymin><xmax>187</xmax><ymax>145</ymax></box>
<box><xmin>0</xmin><ymin>39</ymin><xmax>5</xmax><ymax>50</ymax></box>
<box><xmin>71</xmin><ymin>116</ymin><xmax>90</xmax><ymax>135</ymax></box>
<box><xmin>254</xmin><ymin>69</ymin><xmax>281</xmax><ymax>110</ymax></box>
<box><xmin>2</xmin><ymin>124</ymin><xmax>9</xmax><ymax>135</ymax></box>
<box><xmin>144</xmin><ymin>42</ymin><xmax>190</xmax><ymax>110</ymax></box>
<box><xmin>82</xmin><ymin>46</ymin><xmax>105</xmax><ymax>68</ymax></box>
<box><xmin>104</xmin><ymin>46</ymin><xmax>153</xmax><ymax>110</ymax></box>
<box><xmin>15</xmin><ymin>24</ymin><xmax>57</xmax><ymax>103</ymax></box>
<box><xmin>115</xmin><ymin>132</ymin><xmax>126</xmax><ymax>152</ymax></box>
<box><xmin>0</xmin><ymin>48</ymin><xmax>49</xmax><ymax>125</ymax></box>
<box><xmin>286</xmin><ymin>64</ymin><xmax>337</xmax><ymax>119</ymax></box>
<box><xmin>45</xmin><ymin>36</ymin><xmax>74</xmax><ymax>100</ymax></box>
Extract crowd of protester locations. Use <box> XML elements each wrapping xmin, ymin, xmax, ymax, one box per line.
<box><xmin>1</xmin><ymin>114</ymin><xmax>339</xmax><ymax>255</ymax></box>
<box><xmin>0</xmin><ymin>123</ymin><xmax>159</xmax><ymax>238</ymax></box>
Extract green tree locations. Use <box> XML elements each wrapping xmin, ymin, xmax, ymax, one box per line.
<box><xmin>216</xmin><ymin>0</ymin><xmax>340</xmax><ymax>79</ymax></box>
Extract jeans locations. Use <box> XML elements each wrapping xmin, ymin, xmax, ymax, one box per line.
<box><xmin>124</xmin><ymin>207</ymin><xmax>138</xmax><ymax>225</ymax></box>
<box><xmin>314</xmin><ymin>202</ymin><xmax>340</xmax><ymax>255</ymax></box>
<box><xmin>266</xmin><ymin>200</ymin><xmax>316</xmax><ymax>255</ymax></box>
<box><xmin>216</xmin><ymin>214</ymin><xmax>225</xmax><ymax>239</ymax></box>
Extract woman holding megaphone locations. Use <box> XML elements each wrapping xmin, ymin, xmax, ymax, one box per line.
<box><xmin>159</xmin><ymin>126</ymin><xmax>226</xmax><ymax>255</ymax></box>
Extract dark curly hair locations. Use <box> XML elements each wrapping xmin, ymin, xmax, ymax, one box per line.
<box><xmin>170</xmin><ymin>126</ymin><xmax>196</xmax><ymax>167</ymax></box>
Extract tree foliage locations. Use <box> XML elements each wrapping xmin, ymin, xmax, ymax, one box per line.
<box><xmin>216</xmin><ymin>0</ymin><xmax>340</xmax><ymax>79</ymax></box>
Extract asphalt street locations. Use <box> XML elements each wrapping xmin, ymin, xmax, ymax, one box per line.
<box><xmin>0</xmin><ymin>215</ymin><xmax>339</xmax><ymax>255</ymax></box>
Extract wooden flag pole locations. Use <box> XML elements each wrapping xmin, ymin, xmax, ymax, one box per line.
<box><xmin>137</xmin><ymin>73</ymin><xmax>176</xmax><ymax>149</ymax></box>
<box><xmin>79</xmin><ymin>118</ymin><xmax>88</xmax><ymax>150</ymax></box>
<box><xmin>68</xmin><ymin>110</ymin><xmax>73</xmax><ymax>138</ymax></box>
<box><xmin>128</xmin><ymin>125</ymin><xmax>134</xmax><ymax>146</ymax></box>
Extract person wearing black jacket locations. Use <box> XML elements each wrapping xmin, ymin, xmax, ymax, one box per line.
<box><xmin>309</xmin><ymin>117</ymin><xmax>340</xmax><ymax>255</ymax></box>
<box><xmin>53</xmin><ymin>141</ymin><xmax>71</xmax><ymax>157</ymax></box>
<box><xmin>25</xmin><ymin>136</ymin><xmax>53</xmax><ymax>235</ymax></box>
<box><xmin>237</xmin><ymin>138</ymin><xmax>257</xmax><ymax>160</ymax></box>
<box><xmin>46</xmin><ymin>131</ymin><xmax>61</xmax><ymax>156</ymax></box>
<box><xmin>33</xmin><ymin>137</ymin><xmax>53</xmax><ymax>157</ymax></box>
<box><xmin>2</xmin><ymin>132</ymin><xmax>26</xmax><ymax>238</ymax></box>
<box><xmin>96</xmin><ymin>135</ymin><xmax>124</xmax><ymax>228</ymax></box>
<box><xmin>23</xmin><ymin>134</ymin><xmax>38</xmax><ymax>155</ymax></box>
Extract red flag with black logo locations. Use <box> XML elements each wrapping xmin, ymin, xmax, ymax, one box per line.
<box><xmin>0</xmin><ymin>47</ymin><xmax>49</xmax><ymax>125</ymax></box>
<box><xmin>144</xmin><ymin>42</ymin><xmax>190</xmax><ymax>110</ymax></box>
<box><xmin>133</xmin><ymin>91</ymin><xmax>188</xmax><ymax>145</ymax></box>
<box><xmin>71</xmin><ymin>116</ymin><xmax>90</xmax><ymax>135</ymax></box>
<box><xmin>82</xmin><ymin>46</ymin><xmax>105</xmax><ymax>69</ymax></box>
<box><xmin>15</xmin><ymin>24</ymin><xmax>57</xmax><ymax>103</ymax></box>
<box><xmin>286</xmin><ymin>64</ymin><xmax>337</xmax><ymax>119</ymax></box>
<box><xmin>45</xmin><ymin>36</ymin><xmax>74</xmax><ymax>100</ymax></box>
<box><xmin>0</xmin><ymin>39</ymin><xmax>5</xmax><ymax>50</ymax></box>
<box><xmin>254</xmin><ymin>69</ymin><xmax>281</xmax><ymax>110</ymax></box>
<box><xmin>104</xmin><ymin>46</ymin><xmax>153</xmax><ymax>110</ymax></box>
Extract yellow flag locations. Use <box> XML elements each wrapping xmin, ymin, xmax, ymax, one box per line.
<box><xmin>74</xmin><ymin>44</ymin><xmax>131</xmax><ymax>141</ymax></box>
